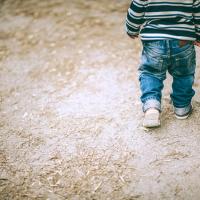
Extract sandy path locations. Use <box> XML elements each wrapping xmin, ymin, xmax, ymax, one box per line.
<box><xmin>0</xmin><ymin>0</ymin><xmax>200</xmax><ymax>199</ymax></box>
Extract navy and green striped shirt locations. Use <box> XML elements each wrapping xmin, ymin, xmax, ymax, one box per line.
<box><xmin>126</xmin><ymin>0</ymin><xmax>200</xmax><ymax>41</ymax></box>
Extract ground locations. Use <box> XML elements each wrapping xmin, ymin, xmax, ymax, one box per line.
<box><xmin>1</xmin><ymin>0</ymin><xmax>200</xmax><ymax>199</ymax></box>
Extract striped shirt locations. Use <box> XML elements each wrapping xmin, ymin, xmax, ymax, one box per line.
<box><xmin>126</xmin><ymin>0</ymin><xmax>200</xmax><ymax>41</ymax></box>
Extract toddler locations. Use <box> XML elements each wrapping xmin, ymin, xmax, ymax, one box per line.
<box><xmin>126</xmin><ymin>0</ymin><xmax>200</xmax><ymax>127</ymax></box>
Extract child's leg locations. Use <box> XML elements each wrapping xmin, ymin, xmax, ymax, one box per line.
<box><xmin>171</xmin><ymin>75</ymin><xmax>195</xmax><ymax>108</ymax></box>
<box><xmin>139</xmin><ymin>73</ymin><xmax>164</xmax><ymax>112</ymax></box>
<box><xmin>169</xmin><ymin>41</ymin><xmax>196</xmax><ymax>118</ymax></box>
<box><xmin>171</xmin><ymin>75</ymin><xmax>194</xmax><ymax>119</ymax></box>
<box><xmin>139</xmin><ymin>41</ymin><xmax>167</xmax><ymax>113</ymax></box>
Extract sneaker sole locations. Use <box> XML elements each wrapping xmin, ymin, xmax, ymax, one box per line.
<box><xmin>143</xmin><ymin>120</ymin><xmax>161</xmax><ymax>128</ymax></box>
<box><xmin>175</xmin><ymin>114</ymin><xmax>190</xmax><ymax>120</ymax></box>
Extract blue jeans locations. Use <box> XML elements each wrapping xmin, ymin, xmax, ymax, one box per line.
<box><xmin>139</xmin><ymin>39</ymin><xmax>196</xmax><ymax>112</ymax></box>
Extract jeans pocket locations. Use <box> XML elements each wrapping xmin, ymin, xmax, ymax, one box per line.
<box><xmin>139</xmin><ymin>47</ymin><xmax>164</xmax><ymax>75</ymax></box>
<box><xmin>173</xmin><ymin>47</ymin><xmax>196</xmax><ymax>76</ymax></box>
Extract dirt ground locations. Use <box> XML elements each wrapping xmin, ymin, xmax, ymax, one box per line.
<box><xmin>1</xmin><ymin>0</ymin><xmax>200</xmax><ymax>199</ymax></box>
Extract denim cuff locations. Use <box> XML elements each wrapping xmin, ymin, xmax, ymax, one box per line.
<box><xmin>143</xmin><ymin>99</ymin><xmax>161</xmax><ymax>112</ymax></box>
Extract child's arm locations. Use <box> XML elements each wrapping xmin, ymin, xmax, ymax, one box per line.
<box><xmin>193</xmin><ymin>0</ymin><xmax>200</xmax><ymax>44</ymax></box>
<box><xmin>125</xmin><ymin>0</ymin><xmax>146</xmax><ymax>39</ymax></box>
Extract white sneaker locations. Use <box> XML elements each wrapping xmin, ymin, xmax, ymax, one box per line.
<box><xmin>143</xmin><ymin>108</ymin><xmax>161</xmax><ymax>128</ymax></box>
